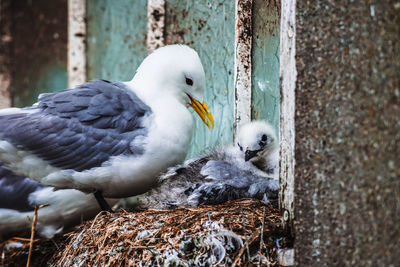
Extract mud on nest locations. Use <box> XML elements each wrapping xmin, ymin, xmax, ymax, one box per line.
<box><xmin>1</xmin><ymin>199</ymin><xmax>292</xmax><ymax>266</ymax></box>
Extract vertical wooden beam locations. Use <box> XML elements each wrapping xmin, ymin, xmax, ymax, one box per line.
<box><xmin>234</xmin><ymin>0</ymin><xmax>253</xmax><ymax>137</ymax></box>
<box><xmin>0</xmin><ymin>0</ymin><xmax>12</xmax><ymax>108</ymax></box>
<box><xmin>68</xmin><ymin>0</ymin><xmax>87</xmax><ymax>88</ymax></box>
<box><xmin>147</xmin><ymin>0</ymin><xmax>165</xmax><ymax>53</ymax></box>
<box><xmin>279</xmin><ymin>0</ymin><xmax>296</xmax><ymax>237</ymax></box>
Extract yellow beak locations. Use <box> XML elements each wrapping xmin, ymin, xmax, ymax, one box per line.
<box><xmin>187</xmin><ymin>94</ymin><xmax>214</xmax><ymax>130</ymax></box>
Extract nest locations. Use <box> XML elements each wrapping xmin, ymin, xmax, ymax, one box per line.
<box><xmin>1</xmin><ymin>199</ymin><xmax>291</xmax><ymax>266</ymax></box>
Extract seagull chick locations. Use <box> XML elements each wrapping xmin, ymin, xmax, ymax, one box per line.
<box><xmin>140</xmin><ymin>121</ymin><xmax>279</xmax><ymax>209</ymax></box>
<box><xmin>0</xmin><ymin>45</ymin><xmax>214</xmax><ymax>211</ymax></box>
<box><xmin>0</xmin><ymin>161</ymin><xmax>119</xmax><ymax>239</ymax></box>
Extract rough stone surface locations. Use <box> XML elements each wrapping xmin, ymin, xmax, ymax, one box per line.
<box><xmin>295</xmin><ymin>1</ymin><xmax>400</xmax><ymax>266</ymax></box>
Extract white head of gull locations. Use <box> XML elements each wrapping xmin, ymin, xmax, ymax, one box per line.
<box><xmin>0</xmin><ymin>45</ymin><xmax>214</xmax><ymax>211</ymax></box>
<box><xmin>139</xmin><ymin>121</ymin><xmax>279</xmax><ymax>209</ymax></box>
<box><xmin>131</xmin><ymin>45</ymin><xmax>209</xmax><ymax>115</ymax></box>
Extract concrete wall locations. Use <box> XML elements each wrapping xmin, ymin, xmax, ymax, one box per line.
<box><xmin>294</xmin><ymin>1</ymin><xmax>400</xmax><ymax>265</ymax></box>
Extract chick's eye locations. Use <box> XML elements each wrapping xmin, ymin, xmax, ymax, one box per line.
<box><xmin>261</xmin><ymin>134</ymin><xmax>268</xmax><ymax>141</ymax></box>
<box><xmin>185</xmin><ymin>77</ymin><xmax>193</xmax><ymax>86</ymax></box>
<box><xmin>238</xmin><ymin>143</ymin><xmax>243</xmax><ymax>151</ymax></box>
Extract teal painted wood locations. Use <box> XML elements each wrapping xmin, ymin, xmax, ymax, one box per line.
<box><xmin>13</xmin><ymin>62</ymin><xmax>67</xmax><ymax>107</ymax></box>
<box><xmin>86</xmin><ymin>0</ymin><xmax>148</xmax><ymax>81</ymax></box>
<box><xmin>251</xmin><ymin>0</ymin><xmax>280</xmax><ymax>133</ymax></box>
<box><xmin>165</xmin><ymin>0</ymin><xmax>236</xmax><ymax>158</ymax></box>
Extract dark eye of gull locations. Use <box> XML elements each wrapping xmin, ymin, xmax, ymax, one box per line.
<box><xmin>185</xmin><ymin>77</ymin><xmax>193</xmax><ymax>86</ymax></box>
<box><xmin>238</xmin><ymin>142</ymin><xmax>243</xmax><ymax>151</ymax></box>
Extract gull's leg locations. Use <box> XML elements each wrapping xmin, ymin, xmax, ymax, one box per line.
<box><xmin>94</xmin><ymin>191</ymin><xmax>114</xmax><ymax>213</ymax></box>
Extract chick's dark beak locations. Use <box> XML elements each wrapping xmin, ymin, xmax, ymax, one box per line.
<box><xmin>245</xmin><ymin>149</ymin><xmax>259</xmax><ymax>161</ymax></box>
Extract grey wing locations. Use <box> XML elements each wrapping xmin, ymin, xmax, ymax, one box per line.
<box><xmin>0</xmin><ymin>161</ymin><xmax>44</xmax><ymax>212</ymax></box>
<box><xmin>140</xmin><ymin>157</ymin><xmax>211</xmax><ymax>209</ymax></box>
<box><xmin>0</xmin><ymin>80</ymin><xmax>152</xmax><ymax>171</ymax></box>
<box><xmin>194</xmin><ymin>160</ymin><xmax>279</xmax><ymax>205</ymax></box>
<box><xmin>141</xmin><ymin>155</ymin><xmax>279</xmax><ymax>209</ymax></box>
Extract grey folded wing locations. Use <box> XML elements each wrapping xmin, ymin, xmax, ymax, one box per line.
<box><xmin>192</xmin><ymin>160</ymin><xmax>279</xmax><ymax>205</ymax></box>
<box><xmin>0</xmin><ymin>161</ymin><xmax>44</xmax><ymax>212</ymax></box>
<box><xmin>0</xmin><ymin>80</ymin><xmax>152</xmax><ymax>171</ymax></box>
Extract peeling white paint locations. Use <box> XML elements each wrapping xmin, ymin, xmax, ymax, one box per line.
<box><xmin>68</xmin><ymin>0</ymin><xmax>87</xmax><ymax>88</ymax></box>
<box><xmin>147</xmin><ymin>0</ymin><xmax>165</xmax><ymax>53</ymax></box>
<box><xmin>0</xmin><ymin>74</ymin><xmax>11</xmax><ymax>108</ymax></box>
<box><xmin>233</xmin><ymin>0</ymin><xmax>253</xmax><ymax>137</ymax></box>
<box><xmin>279</xmin><ymin>0</ymin><xmax>296</xmax><ymax>240</ymax></box>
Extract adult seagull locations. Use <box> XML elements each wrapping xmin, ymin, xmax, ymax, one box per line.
<box><xmin>0</xmin><ymin>45</ymin><xmax>214</xmax><ymax>211</ymax></box>
<box><xmin>0</xmin><ymin>161</ymin><xmax>119</xmax><ymax>238</ymax></box>
<box><xmin>140</xmin><ymin>121</ymin><xmax>279</xmax><ymax>209</ymax></box>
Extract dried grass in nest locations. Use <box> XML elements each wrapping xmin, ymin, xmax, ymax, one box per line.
<box><xmin>1</xmin><ymin>199</ymin><xmax>290</xmax><ymax>266</ymax></box>
<box><xmin>1</xmin><ymin>236</ymin><xmax>65</xmax><ymax>267</ymax></box>
<box><xmin>53</xmin><ymin>199</ymin><xmax>287</xmax><ymax>266</ymax></box>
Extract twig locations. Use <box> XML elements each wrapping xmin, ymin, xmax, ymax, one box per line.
<box><xmin>233</xmin><ymin>229</ymin><xmax>261</xmax><ymax>266</ymax></box>
<box><xmin>258</xmin><ymin>206</ymin><xmax>266</xmax><ymax>266</ymax></box>
<box><xmin>26</xmin><ymin>204</ymin><xmax>49</xmax><ymax>267</ymax></box>
<box><xmin>165</xmin><ymin>239</ymin><xmax>190</xmax><ymax>265</ymax></box>
<box><xmin>245</xmin><ymin>236</ymin><xmax>251</xmax><ymax>261</ymax></box>
<box><xmin>144</xmin><ymin>243</ymin><xmax>158</xmax><ymax>258</ymax></box>
<box><xmin>51</xmin><ymin>239</ymin><xmax>60</xmax><ymax>250</ymax></box>
<box><xmin>2</xmin><ymin>245</ymin><xmax>5</xmax><ymax>267</ymax></box>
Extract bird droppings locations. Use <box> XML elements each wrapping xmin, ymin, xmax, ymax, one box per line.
<box><xmin>0</xmin><ymin>199</ymin><xmax>292</xmax><ymax>266</ymax></box>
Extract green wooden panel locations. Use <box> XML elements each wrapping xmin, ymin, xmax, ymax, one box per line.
<box><xmin>165</xmin><ymin>0</ymin><xmax>235</xmax><ymax>158</ymax></box>
<box><xmin>86</xmin><ymin>0</ymin><xmax>148</xmax><ymax>81</ymax></box>
<box><xmin>251</xmin><ymin>0</ymin><xmax>280</xmax><ymax>133</ymax></box>
<box><xmin>13</xmin><ymin>62</ymin><xmax>67</xmax><ymax>107</ymax></box>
